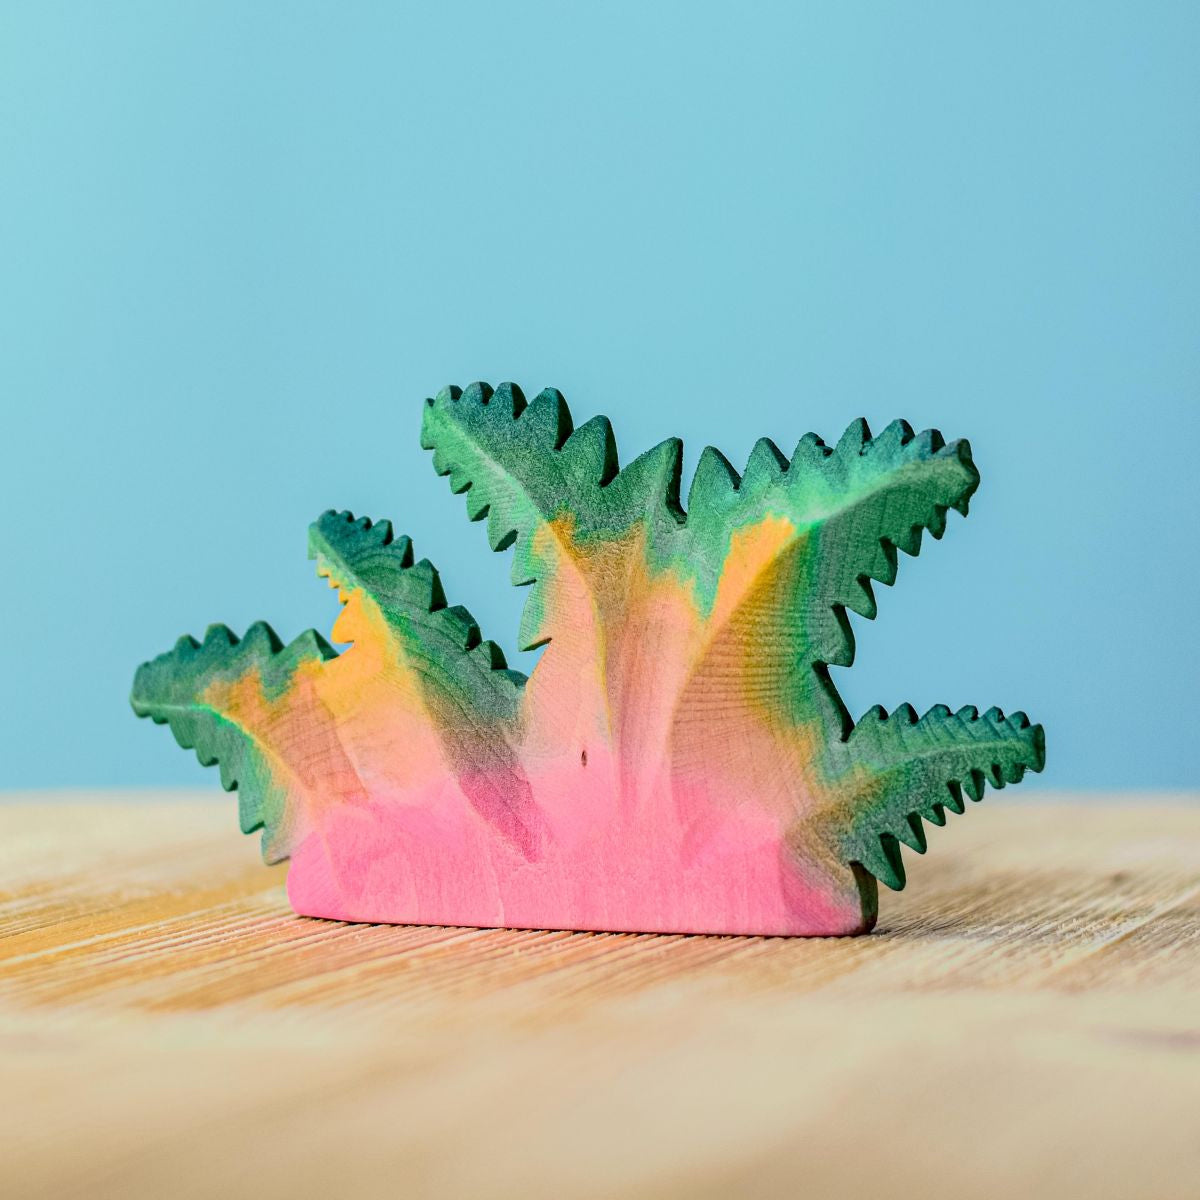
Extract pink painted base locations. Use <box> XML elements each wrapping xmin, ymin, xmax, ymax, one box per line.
<box><xmin>284</xmin><ymin>756</ymin><xmax>876</xmax><ymax>937</ymax></box>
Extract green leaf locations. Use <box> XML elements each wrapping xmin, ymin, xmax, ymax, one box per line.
<box><xmin>307</xmin><ymin>509</ymin><xmax>545</xmax><ymax>858</ymax></box>
<box><xmin>661</xmin><ymin>418</ymin><xmax>981</xmax><ymax>737</ymax></box>
<box><xmin>420</xmin><ymin>381</ymin><xmax>685</xmax><ymax>650</ymax></box>
<box><xmin>308</xmin><ymin>508</ymin><xmax>527</xmax><ymax>706</ymax></box>
<box><xmin>130</xmin><ymin>621</ymin><xmax>335</xmax><ymax>859</ymax></box>
<box><xmin>831</xmin><ymin>704</ymin><xmax>1046</xmax><ymax>889</ymax></box>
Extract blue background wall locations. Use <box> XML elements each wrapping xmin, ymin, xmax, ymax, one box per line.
<box><xmin>2</xmin><ymin>2</ymin><xmax>1197</xmax><ymax>789</ymax></box>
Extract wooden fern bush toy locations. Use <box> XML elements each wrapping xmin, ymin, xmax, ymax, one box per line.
<box><xmin>132</xmin><ymin>383</ymin><xmax>1045</xmax><ymax>936</ymax></box>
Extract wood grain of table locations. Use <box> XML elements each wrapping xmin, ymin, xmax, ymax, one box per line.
<box><xmin>2</xmin><ymin>792</ymin><xmax>1197</xmax><ymax>1200</ymax></box>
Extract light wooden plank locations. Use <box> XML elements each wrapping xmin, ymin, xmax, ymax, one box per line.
<box><xmin>1</xmin><ymin>792</ymin><xmax>1197</xmax><ymax>1199</ymax></box>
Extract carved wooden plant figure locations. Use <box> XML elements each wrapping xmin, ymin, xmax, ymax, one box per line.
<box><xmin>132</xmin><ymin>383</ymin><xmax>1045</xmax><ymax>935</ymax></box>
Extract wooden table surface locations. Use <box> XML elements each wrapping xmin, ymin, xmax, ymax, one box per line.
<box><xmin>2</xmin><ymin>792</ymin><xmax>1197</xmax><ymax>1200</ymax></box>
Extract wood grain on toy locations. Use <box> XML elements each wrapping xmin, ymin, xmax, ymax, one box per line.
<box><xmin>131</xmin><ymin>384</ymin><xmax>1044</xmax><ymax>934</ymax></box>
<box><xmin>2</xmin><ymin>794</ymin><xmax>1197</xmax><ymax>1200</ymax></box>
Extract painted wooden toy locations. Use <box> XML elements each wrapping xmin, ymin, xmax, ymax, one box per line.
<box><xmin>132</xmin><ymin>383</ymin><xmax>1045</xmax><ymax>936</ymax></box>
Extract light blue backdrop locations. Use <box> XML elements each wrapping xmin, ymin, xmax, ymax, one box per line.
<box><xmin>2</xmin><ymin>3</ymin><xmax>1196</xmax><ymax>790</ymax></box>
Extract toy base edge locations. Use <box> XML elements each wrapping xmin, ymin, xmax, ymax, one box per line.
<box><xmin>283</xmin><ymin>862</ymin><xmax>880</xmax><ymax>938</ymax></box>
